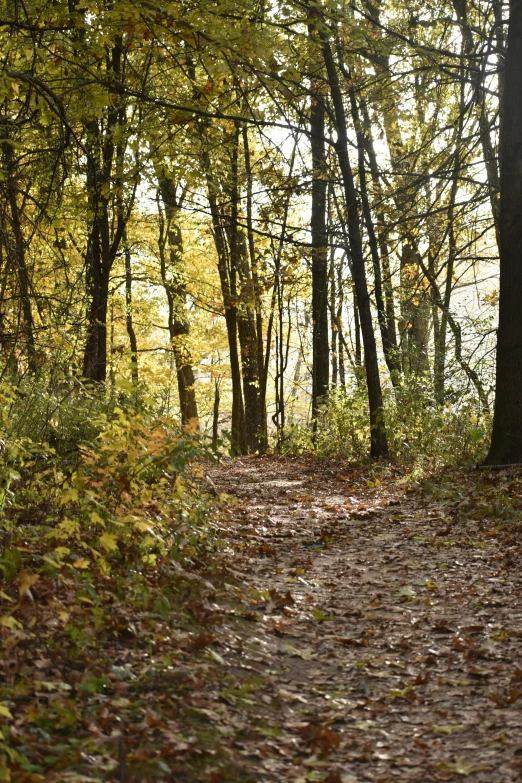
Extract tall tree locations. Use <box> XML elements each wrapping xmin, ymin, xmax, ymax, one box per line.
<box><xmin>484</xmin><ymin>0</ymin><xmax>522</xmax><ymax>465</ymax></box>
<box><xmin>318</xmin><ymin>25</ymin><xmax>389</xmax><ymax>457</ymax></box>
<box><xmin>309</xmin><ymin>79</ymin><xmax>329</xmax><ymax>419</ymax></box>
<box><xmin>157</xmin><ymin>178</ymin><xmax>199</xmax><ymax>425</ymax></box>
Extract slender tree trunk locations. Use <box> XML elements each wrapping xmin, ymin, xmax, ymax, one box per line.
<box><xmin>212</xmin><ymin>380</ymin><xmax>220</xmax><ymax>451</ymax></box>
<box><xmin>321</xmin><ymin>36</ymin><xmax>388</xmax><ymax>457</ymax></box>
<box><xmin>204</xmin><ymin>163</ymin><xmax>246</xmax><ymax>454</ymax></box>
<box><xmin>359</xmin><ymin>102</ymin><xmax>399</xmax><ymax>361</ymax></box>
<box><xmin>227</xmin><ymin>126</ymin><xmax>265</xmax><ymax>452</ymax></box>
<box><xmin>157</xmin><ymin>179</ymin><xmax>198</xmax><ymax>426</ymax></box>
<box><xmin>353</xmin><ymin>287</ymin><xmax>362</xmax><ymax>371</ymax></box>
<box><xmin>243</xmin><ymin>127</ymin><xmax>267</xmax><ymax>444</ymax></box>
<box><xmin>1</xmin><ymin>130</ymin><xmax>36</xmax><ymax>373</ymax></box>
<box><xmin>124</xmin><ymin>240</ymin><xmax>139</xmax><ymax>385</ymax></box>
<box><xmin>348</xmin><ymin>83</ymin><xmax>401</xmax><ymax>386</ymax></box>
<box><xmin>309</xmin><ymin>81</ymin><xmax>330</xmax><ymax>418</ymax></box>
<box><xmin>330</xmin><ymin>248</ymin><xmax>338</xmax><ymax>387</ymax></box>
<box><xmin>452</xmin><ymin>0</ymin><xmax>501</xmax><ymax>248</ymax></box>
<box><xmin>83</xmin><ymin>191</ymin><xmax>110</xmax><ymax>383</ymax></box>
<box><xmin>337</xmin><ymin>260</ymin><xmax>346</xmax><ymax>388</ymax></box>
<box><xmin>485</xmin><ymin>0</ymin><xmax>522</xmax><ymax>465</ymax></box>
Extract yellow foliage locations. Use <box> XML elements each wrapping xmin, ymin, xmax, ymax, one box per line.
<box><xmin>98</xmin><ymin>533</ymin><xmax>118</xmax><ymax>553</ymax></box>
<box><xmin>18</xmin><ymin>572</ymin><xmax>39</xmax><ymax>597</ymax></box>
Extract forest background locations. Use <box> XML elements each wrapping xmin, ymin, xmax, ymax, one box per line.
<box><xmin>1</xmin><ymin>0</ymin><xmax>521</xmax><ymax>777</ymax></box>
<box><xmin>0</xmin><ymin>0</ymin><xmax>509</xmax><ymax>464</ymax></box>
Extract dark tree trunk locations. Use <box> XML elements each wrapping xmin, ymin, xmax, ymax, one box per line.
<box><xmin>485</xmin><ymin>0</ymin><xmax>522</xmax><ymax>465</ymax></box>
<box><xmin>82</xmin><ymin>41</ymin><xmax>130</xmax><ymax>383</ymax></box>
<box><xmin>337</xmin><ymin>259</ymin><xmax>346</xmax><ymax>388</ymax></box>
<box><xmin>330</xmin><ymin>248</ymin><xmax>338</xmax><ymax>387</ymax></box>
<box><xmin>83</xmin><ymin>182</ymin><xmax>110</xmax><ymax>383</ymax></box>
<box><xmin>1</xmin><ymin>130</ymin><xmax>37</xmax><ymax>373</ymax></box>
<box><xmin>157</xmin><ymin>179</ymin><xmax>198</xmax><ymax>426</ymax></box>
<box><xmin>452</xmin><ymin>0</ymin><xmax>501</xmax><ymax>248</ymax></box>
<box><xmin>321</xmin><ymin>37</ymin><xmax>388</xmax><ymax>457</ymax></box>
<box><xmin>204</xmin><ymin>166</ymin><xmax>247</xmax><ymax>454</ymax></box>
<box><xmin>83</xmin><ymin>272</ymin><xmax>109</xmax><ymax>382</ymax></box>
<box><xmin>227</xmin><ymin>127</ymin><xmax>266</xmax><ymax>452</ymax></box>
<box><xmin>124</xmin><ymin>241</ymin><xmax>139</xmax><ymax>384</ymax></box>
<box><xmin>212</xmin><ymin>380</ymin><xmax>220</xmax><ymax>451</ymax></box>
<box><xmin>348</xmin><ymin>83</ymin><xmax>401</xmax><ymax>386</ymax></box>
<box><xmin>243</xmin><ymin>127</ymin><xmax>267</xmax><ymax>448</ymax></box>
<box><xmin>309</xmin><ymin>83</ymin><xmax>329</xmax><ymax>418</ymax></box>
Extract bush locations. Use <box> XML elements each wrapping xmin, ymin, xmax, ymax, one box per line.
<box><xmin>280</xmin><ymin>382</ymin><xmax>490</xmax><ymax>468</ymax></box>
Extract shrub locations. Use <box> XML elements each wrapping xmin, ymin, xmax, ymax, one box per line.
<box><xmin>280</xmin><ymin>382</ymin><xmax>490</xmax><ymax>468</ymax></box>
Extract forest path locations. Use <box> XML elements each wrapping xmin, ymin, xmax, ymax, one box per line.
<box><xmin>204</xmin><ymin>456</ymin><xmax>522</xmax><ymax>783</ymax></box>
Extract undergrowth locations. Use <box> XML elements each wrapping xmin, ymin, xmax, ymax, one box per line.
<box><xmin>0</xmin><ymin>377</ymin><xmax>223</xmax><ymax>780</ymax></box>
<box><xmin>279</xmin><ymin>384</ymin><xmax>490</xmax><ymax>469</ymax></box>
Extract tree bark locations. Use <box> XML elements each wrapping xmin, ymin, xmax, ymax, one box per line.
<box><xmin>157</xmin><ymin>178</ymin><xmax>198</xmax><ymax>426</ymax></box>
<box><xmin>82</xmin><ymin>41</ymin><xmax>130</xmax><ymax>383</ymax></box>
<box><xmin>1</xmin><ymin>127</ymin><xmax>37</xmax><ymax>374</ymax></box>
<box><xmin>309</xmin><ymin>83</ymin><xmax>330</xmax><ymax>418</ymax></box>
<box><xmin>485</xmin><ymin>0</ymin><xmax>522</xmax><ymax>465</ymax></box>
<box><xmin>243</xmin><ymin>126</ymin><xmax>266</xmax><ymax>439</ymax></box>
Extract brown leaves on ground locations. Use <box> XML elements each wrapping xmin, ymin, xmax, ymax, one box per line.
<box><xmin>3</xmin><ymin>455</ymin><xmax>522</xmax><ymax>782</ymax></box>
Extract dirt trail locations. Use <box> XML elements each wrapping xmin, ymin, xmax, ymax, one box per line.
<box><xmin>204</xmin><ymin>456</ymin><xmax>522</xmax><ymax>783</ymax></box>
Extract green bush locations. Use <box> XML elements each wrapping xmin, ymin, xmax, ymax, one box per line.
<box><xmin>280</xmin><ymin>382</ymin><xmax>490</xmax><ymax>468</ymax></box>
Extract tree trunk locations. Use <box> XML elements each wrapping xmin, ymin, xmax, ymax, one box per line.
<box><xmin>309</xmin><ymin>82</ymin><xmax>330</xmax><ymax>418</ymax></box>
<box><xmin>321</xmin><ymin>36</ymin><xmax>388</xmax><ymax>457</ymax></box>
<box><xmin>124</xmin><ymin>240</ymin><xmax>139</xmax><ymax>385</ymax></box>
<box><xmin>348</xmin><ymin>83</ymin><xmax>401</xmax><ymax>386</ymax></box>
<box><xmin>226</xmin><ymin>128</ymin><xmax>266</xmax><ymax>452</ymax></box>
<box><xmin>157</xmin><ymin>178</ymin><xmax>198</xmax><ymax>426</ymax></box>
<box><xmin>212</xmin><ymin>380</ymin><xmax>220</xmax><ymax>451</ymax></box>
<box><xmin>452</xmin><ymin>0</ymin><xmax>501</xmax><ymax>248</ymax></box>
<box><xmin>82</xmin><ymin>185</ymin><xmax>110</xmax><ymax>383</ymax></box>
<box><xmin>243</xmin><ymin>126</ymin><xmax>267</xmax><ymax>446</ymax></box>
<box><xmin>82</xmin><ymin>41</ymin><xmax>130</xmax><ymax>383</ymax></box>
<box><xmin>485</xmin><ymin>0</ymin><xmax>522</xmax><ymax>465</ymax></box>
<box><xmin>1</xmin><ymin>129</ymin><xmax>37</xmax><ymax>374</ymax></box>
<box><xmin>330</xmin><ymin>248</ymin><xmax>338</xmax><ymax>387</ymax></box>
<box><xmin>204</xmin><ymin>164</ymin><xmax>247</xmax><ymax>454</ymax></box>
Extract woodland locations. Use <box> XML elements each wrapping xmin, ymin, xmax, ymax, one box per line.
<box><xmin>1</xmin><ymin>0</ymin><xmax>522</xmax><ymax>779</ymax></box>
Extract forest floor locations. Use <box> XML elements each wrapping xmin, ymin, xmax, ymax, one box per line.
<box><xmin>6</xmin><ymin>455</ymin><xmax>522</xmax><ymax>782</ymax></box>
<box><xmin>192</xmin><ymin>456</ymin><xmax>522</xmax><ymax>783</ymax></box>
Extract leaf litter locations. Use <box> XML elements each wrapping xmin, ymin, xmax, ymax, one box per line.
<box><xmin>3</xmin><ymin>455</ymin><xmax>522</xmax><ymax>781</ymax></box>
